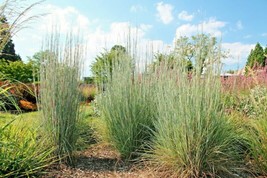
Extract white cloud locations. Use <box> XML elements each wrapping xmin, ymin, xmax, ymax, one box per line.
<box><xmin>236</xmin><ymin>20</ymin><xmax>243</xmax><ymax>30</ymax></box>
<box><xmin>130</xmin><ymin>5</ymin><xmax>144</xmax><ymax>13</ymax></box>
<box><xmin>13</xmin><ymin>4</ymin><xmax>169</xmax><ymax>76</ymax></box>
<box><xmin>178</xmin><ymin>11</ymin><xmax>194</xmax><ymax>21</ymax></box>
<box><xmin>222</xmin><ymin>42</ymin><xmax>254</xmax><ymax>66</ymax></box>
<box><xmin>156</xmin><ymin>2</ymin><xmax>174</xmax><ymax>24</ymax></box>
<box><xmin>262</xmin><ymin>33</ymin><xmax>267</xmax><ymax>37</ymax></box>
<box><xmin>85</xmin><ymin>22</ymin><xmax>168</xmax><ymax>73</ymax></box>
<box><xmin>175</xmin><ymin>18</ymin><xmax>226</xmax><ymax>38</ymax></box>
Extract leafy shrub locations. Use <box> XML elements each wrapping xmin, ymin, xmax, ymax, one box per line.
<box><xmin>0</xmin><ymin>60</ymin><xmax>38</xmax><ymax>83</ymax></box>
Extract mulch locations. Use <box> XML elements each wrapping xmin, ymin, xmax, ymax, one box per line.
<box><xmin>43</xmin><ymin>143</ymin><xmax>158</xmax><ymax>178</ymax></box>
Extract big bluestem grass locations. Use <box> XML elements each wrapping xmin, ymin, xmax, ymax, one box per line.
<box><xmin>146</xmin><ymin>36</ymin><xmax>249</xmax><ymax>177</ymax></box>
<box><xmin>39</xmin><ymin>32</ymin><xmax>84</xmax><ymax>164</ymax></box>
<box><xmin>98</xmin><ymin>54</ymin><xmax>157</xmax><ymax>160</ymax></box>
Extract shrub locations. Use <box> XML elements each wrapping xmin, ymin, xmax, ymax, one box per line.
<box><xmin>0</xmin><ymin>60</ymin><xmax>38</xmax><ymax>83</ymax></box>
<box><xmin>39</xmin><ymin>33</ymin><xmax>85</xmax><ymax>164</ymax></box>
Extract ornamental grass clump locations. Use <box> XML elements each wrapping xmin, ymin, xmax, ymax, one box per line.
<box><xmin>245</xmin><ymin>85</ymin><xmax>267</xmax><ymax>176</ymax></box>
<box><xmin>0</xmin><ymin>119</ymin><xmax>55</xmax><ymax>177</ymax></box>
<box><xmin>39</xmin><ymin>33</ymin><xmax>84</xmax><ymax>164</ymax></box>
<box><xmin>98</xmin><ymin>53</ymin><xmax>157</xmax><ymax>160</ymax></box>
<box><xmin>147</xmin><ymin>35</ymin><xmax>249</xmax><ymax>177</ymax></box>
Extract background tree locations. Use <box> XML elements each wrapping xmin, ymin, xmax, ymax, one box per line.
<box><xmin>151</xmin><ymin>34</ymin><xmax>224</xmax><ymax>73</ymax></box>
<box><xmin>246</xmin><ymin>43</ymin><xmax>265</xmax><ymax>68</ymax></box>
<box><xmin>91</xmin><ymin>45</ymin><xmax>129</xmax><ymax>89</ymax></box>
<box><xmin>27</xmin><ymin>50</ymin><xmax>55</xmax><ymax>67</ymax></box>
<box><xmin>0</xmin><ymin>0</ymin><xmax>43</xmax><ymax>50</ymax></box>
<box><xmin>151</xmin><ymin>53</ymin><xmax>193</xmax><ymax>72</ymax></box>
<box><xmin>0</xmin><ymin>16</ymin><xmax>21</xmax><ymax>61</ymax></box>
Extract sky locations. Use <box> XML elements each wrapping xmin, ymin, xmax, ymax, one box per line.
<box><xmin>8</xmin><ymin>0</ymin><xmax>267</xmax><ymax>76</ymax></box>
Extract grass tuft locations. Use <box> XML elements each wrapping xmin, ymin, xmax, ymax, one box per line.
<box><xmin>39</xmin><ymin>32</ymin><xmax>85</xmax><ymax>164</ymax></box>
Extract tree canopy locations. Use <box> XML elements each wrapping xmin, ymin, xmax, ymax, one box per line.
<box><xmin>0</xmin><ymin>16</ymin><xmax>21</xmax><ymax>62</ymax></box>
<box><xmin>91</xmin><ymin>45</ymin><xmax>130</xmax><ymax>88</ymax></box>
<box><xmin>151</xmin><ymin>34</ymin><xmax>225</xmax><ymax>73</ymax></box>
<box><xmin>246</xmin><ymin>43</ymin><xmax>266</xmax><ymax>68</ymax></box>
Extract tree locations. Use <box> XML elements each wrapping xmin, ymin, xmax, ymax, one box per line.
<box><xmin>91</xmin><ymin>45</ymin><xmax>130</xmax><ymax>89</ymax></box>
<box><xmin>27</xmin><ymin>50</ymin><xmax>55</xmax><ymax>67</ymax></box>
<box><xmin>246</xmin><ymin>43</ymin><xmax>265</xmax><ymax>68</ymax></box>
<box><xmin>151</xmin><ymin>34</ymin><xmax>224</xmax><ymax>73</ymax></box>
<box><xmin>0</xmin><ymin>16</ymin><xmax>21</xmax><ymax>61</ymax></box>
<box><xmin>151</xmin><ymin>53</ymin><xmax>193</xmax><ymax>72</ymax></box>
<box><xmin>0</xmin><ymin>0</ymin><xmax>43</xmax><ymax>50</ymax></box>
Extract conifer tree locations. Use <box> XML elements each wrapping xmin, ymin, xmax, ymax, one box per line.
<box><xmin>0</xmin><ymin>16</ymin><xmax>21</xmax><ymax>61</ymax></box>
<box><xmin>246</xmin><ymin>43</ymin><xmax>265</xmax><ymax>68</ymax></box>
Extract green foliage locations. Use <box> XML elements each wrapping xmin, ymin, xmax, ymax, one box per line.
<box><xmin>0</xmin><ymin>78</ymin><xmax>21</xmax><ymax>112</ymax></box>
<box><xmin>228</xmin><ymin>86</ymin><xmax>267</xmax><ymax>119</ymax></box>
<box><xmin>246</xmin><ymin>43</ymin><xmax>265</xmax><ymax>68</ymax></box>
<box><xmin>147</xmin><ymin>38</ymin><xmax>248</xmax><ymax>177</ymax></box>
<box><xmin>0</xmin><ymin>59</ymin><xmax>38</xmax><ymax>82</ymax></box>
<box><xmin>248</xmin><ymin>93</ymin><xmax>267</xmax><ymax>176</ymax></box>
<box><xmin>248</xmin><ymin>118</ymin><xmax>267</xmax><ymax>175</ymax></box>
<box><xmin>91</xmin><ymin>45</ymin><xmax>130</xmax><ymax>89</ymax></box>
<box><xmin>75</xmin><ymin>115</ymin><xmax>96</xmax><ymax>151</ymax></box>
<box><xmin>0</xmin><ymin>16</ymin><xmax>21</xmax><ymax>62</ymax></box>
<box><xmin>151</xmin><ymin>34</ymin><xmax>225</xmax><ymax>73</ymax></box>
<box><xmin>151</xmin><ymin>53</ymin><xmax>193</xmax><ymax>72</ymax></box>
<box><xmin>39</xmin><ymin>33</ymin><xmax>85</xmax><ymax>164</ymax></box>
<box><xmin>28</xmin><ymin>50</ymin><xmax>54</xmax><ymax>67</ymax></box>
<box><xmin>0</xmin><ymin>114</ymin><xmax>55</xmax><ymax>177</ymax></box>
<box><xmin>98</xmin><ymin>58</ymin><xmax>156</xmax><ymax>159</ymax></box>
<box><xmin>225</xmin><ymin>69</ymin><xmax>236</xmax><ymax>74</ymax></box>
<box><xmin>83</xmin><ymin>76</ymin><xmax>94</xmax><ymax>84</ymax></box>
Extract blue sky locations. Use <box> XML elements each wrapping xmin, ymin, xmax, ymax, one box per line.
<box><xmin>11</xmin><ymin>0</ymin><xmax>267</xmax><ymax>76</ymax></box>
